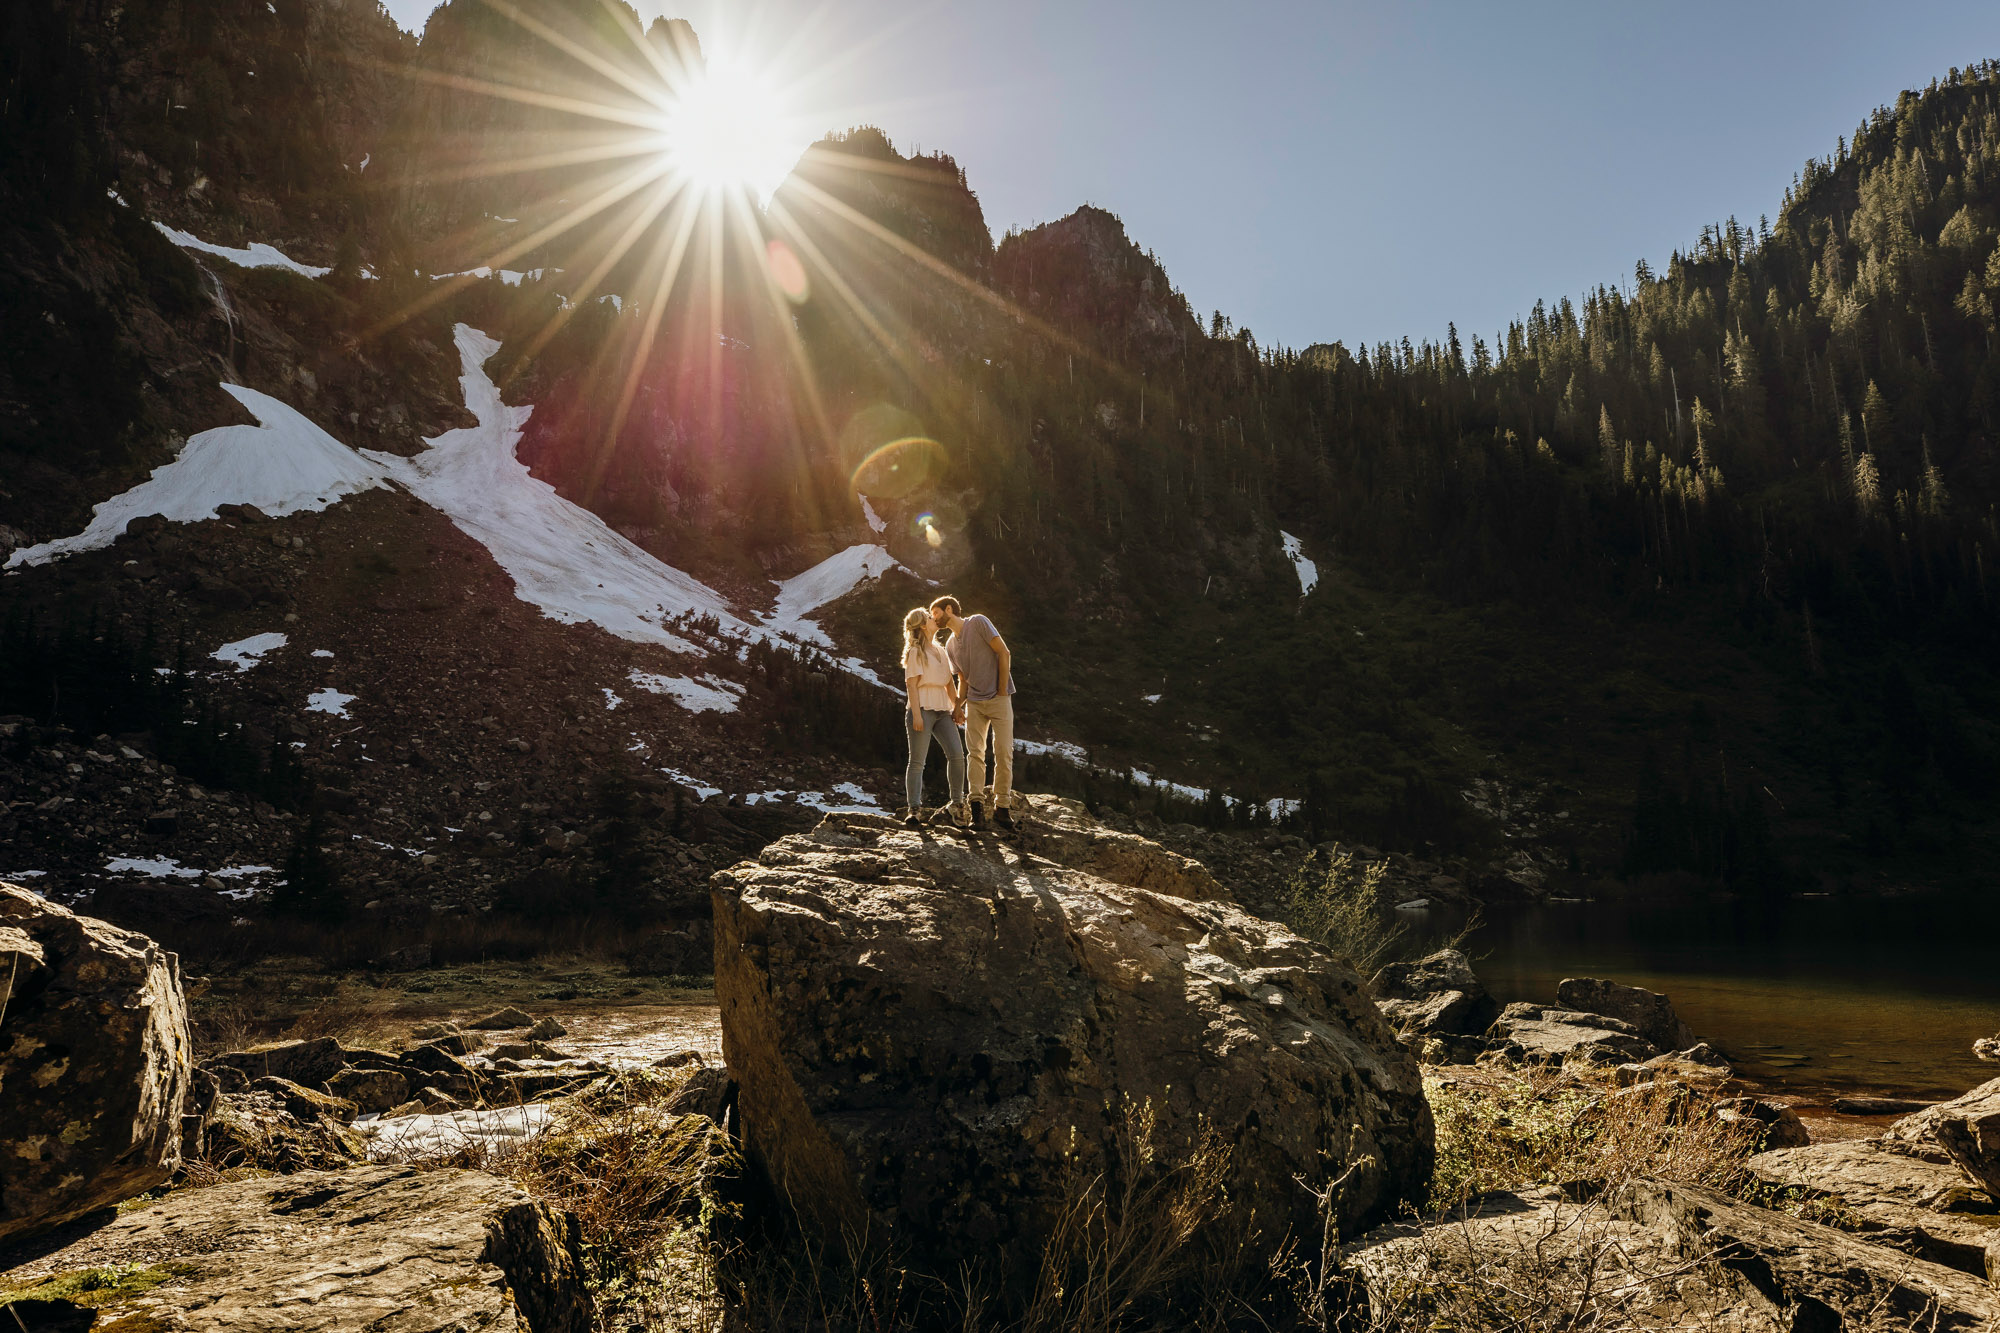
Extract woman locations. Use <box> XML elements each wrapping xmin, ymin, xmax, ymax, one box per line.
<box><xmin>900</xmin><ymin>606</ymin><xmax>968</xmax><ymax>827</ymax></box>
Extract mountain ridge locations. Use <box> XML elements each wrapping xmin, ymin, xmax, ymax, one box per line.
<box><xmin>4</xmin><ymin>6</ymin><xmax>1999</xmax><ymax>954</ymax></box>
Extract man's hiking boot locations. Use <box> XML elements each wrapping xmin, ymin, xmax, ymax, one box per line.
<box><xmin>994</xmin><ymin>806</ymin><xmax>1017</xmax><ymax>832</ymax></box>
<box><xmin>968</xmin><ymin>803</ymin><xmax>988</xmax><ymax>831</ymax></box>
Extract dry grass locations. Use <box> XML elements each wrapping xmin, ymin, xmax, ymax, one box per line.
<box><xmin>1336</xmin><ymin>1199</ymin><xmax>1754</xmax><ymax>1332</ymax></box>
<box><xmin>1426</xmin><ymin>1065</ymin><xmax>1759</xmax><ymax>1215</ymax></box>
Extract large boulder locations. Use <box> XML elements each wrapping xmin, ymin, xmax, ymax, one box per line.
<box><xmin>0</xmin><ymin>881</ymin><xmax>192</xmax><ymax>1245</ymax></box>
<box><xmin>713</xmin><ymin>812</ymin><xmax>1432</xmax><ymax>1299</ymax></box>
<box><xmin>0</xmin><ymin>1165</ymin><xmax>592</xmax><ymax>1331</ymax></box>
<box><xmin>1554</xmin><ymin>977</ymin><xmax>1697</xmax><ymax>1052</ymax></box>
<box><xmin>1369</xmin><ymin>948</ymin><xmax>1496</xmax><ymax>1040</ymax></box>
<box><xmin>1889</xmin><ymin>1076</ymin><xmax>2000</xmax><ymax>1198</ymax></box>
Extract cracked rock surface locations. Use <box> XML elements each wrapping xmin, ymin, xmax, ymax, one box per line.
<box><xmin>712</xmin><ymin>803</ymin><xmax>1432</xmax><ymax>1295</ymax></box>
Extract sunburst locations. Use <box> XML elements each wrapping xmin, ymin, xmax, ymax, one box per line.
<box><xmin>368</xmin><ymin>0</ymin><xmax>1115</xmax><ymax>534</ymax></box>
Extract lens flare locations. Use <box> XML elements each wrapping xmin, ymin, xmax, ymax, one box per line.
<box><xmin>919</xmin><ymin>513</ymin><xmax>945</xmax><ymax>548</ymax></box>
<box><xmin>850</xmin><ymin>436</ymin><xmax>945</xmax><ymax>500</ymax></box>
<box><xmin>766</xmin><ymin>238</ymin><xmax>809</xmax><ymax>302</ymax></box>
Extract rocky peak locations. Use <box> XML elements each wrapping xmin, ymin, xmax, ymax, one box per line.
<box><xmin>995</xmin><ymin>204</ymin><xmax>1203</xmax><ymax>360</ymax></box>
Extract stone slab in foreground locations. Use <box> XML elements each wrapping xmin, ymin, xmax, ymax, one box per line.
<box><xmin>0</xmin><ymin>880</ymin><xmax>192</xmax><ymax>1245</ymax></box>
<box><xmin>713</xmin><ymin>810</ymin><xmax>1432</xmax><ymax>1293</ymax></box>
<box><xmin>4</xmin><ymin>1164</ymin><xmax>592</xmax><ymax>1331</ymax></box>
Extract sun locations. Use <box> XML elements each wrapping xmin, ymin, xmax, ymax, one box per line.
<box><xmin>654</xmin><ymin>58</ymin><xmax>803</xmax><ymax>204</ymax></box>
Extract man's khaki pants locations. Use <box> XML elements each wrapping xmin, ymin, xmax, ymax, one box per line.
<box><xmin>964</xmin><ymin>696</ymin><xmax>1014</xmax><ymax>810</ymax></box>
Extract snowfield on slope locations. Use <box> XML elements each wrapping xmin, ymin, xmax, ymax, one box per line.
<box><xmin>367</xmin><ymin>326</ymin><xmax>751</xmax><ymax>655</ymax></box>
<box><xmin>6</xmin><ymin>322</ymin><xmax>896</xmax><ymax>690</ymax></box>
<box><xmin>766</xmin><ymin>543</ymin><xmax>907</xmax><ymax>646</ymax></box>
<box><xmin>5</xmin><ymin>385</ymin><xmax>393</xmax><ymax>567</ymax></box>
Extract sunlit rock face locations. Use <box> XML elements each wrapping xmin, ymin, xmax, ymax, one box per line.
<box><xmin>713</xmin><ymin>807</ymin><xmax>1433</xmax><ymax>1300</ymax></box>
<box><xmin>0</xmin><ymin>881</ymin><xmax>193</xmax><ymax>1245</ymax></box>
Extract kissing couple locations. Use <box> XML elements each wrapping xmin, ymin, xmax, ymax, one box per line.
<box><xmin>898</xmin><ymin>595</ymin><xmax>1017</xmax><ymax>831</ymax></box>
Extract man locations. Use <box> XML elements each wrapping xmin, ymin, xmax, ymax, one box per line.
<box><xmin>930</xmin><ymin>595</ymin><xmax>1016</xmax><ymax>831</ymax></box>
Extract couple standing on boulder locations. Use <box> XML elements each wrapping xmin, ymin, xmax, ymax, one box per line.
<box><xmin>898</xmin><ymin>596</ymin><xmax>1017</xmax><ymax>831</ymax></box>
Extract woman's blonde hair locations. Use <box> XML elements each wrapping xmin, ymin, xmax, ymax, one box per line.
<box><xmin>901</xmin><ymin>607</ymin><xmax>934</xmax><ymax>661</ymax></box>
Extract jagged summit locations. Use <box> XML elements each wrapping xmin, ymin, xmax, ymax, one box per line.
<box><xmin>995</xmin><ymin>204</ymin><xmax>1204</xmax><ymax>360</ymax></box>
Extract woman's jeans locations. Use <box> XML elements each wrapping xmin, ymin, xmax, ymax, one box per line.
<box><xmin>905</xmin><ymin>709</ymin><xmax>967</xmax><ymax>810</ymax></box>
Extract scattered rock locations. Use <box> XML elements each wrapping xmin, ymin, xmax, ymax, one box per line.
<box><xmin>1892</xmin><ymin>1077</ymin><xmax>2000</xmax><ymax>1198</ymax></box>
<box><xmin>664</xmin><ymin>1066</ymin><xmax>735</xmax><ymax>1124</ymax></box>
<box><xmin>1483</xmin><ymin>1003</ymin><xmax>1659</xmax><ymax>1066</ymax></box>
<box><xmin>1976</xmin><ymin>1035</ymin><xmax>1998</xmax><ymax>1063</ymax></box>
<box><xmin>4</xmin><ymin>1165</ymin><xmax>592</xmax><ymax>1332</ymax></box>
<box><xmin>714</xmin><ymin>811</ymin><xmax>1432</xmax><ymax>1301</ymax></box>
<box><xmin>205</xmin><ymin>1036</ymin><xmax>347</xmax><ymax>1089</ymax></box>
<box><xmin>526</xmin><ymin>1015</ymin><xmax>568</xmax><ymax>1040</ymax></box>
<box><xmin>1835</xmin><ymin>1094</ymin><xmax>1936</xmax><ymax>1116</ymax></box>
<box><xmin>1613</xmin><ymin>1177</ymin><xmax>2000</xmax><ymax>1328</ymax></box>
<box><xmin>399</xmin><ymin>1041</ymin><xmax>484</xmax><ymax>1102</ymax></box>
<box><xmin>326</xmin><ymin>1066</ymin><xmax>412</xmax><ymax>1115</ymax></box>
<box><xmin>1555</xmin><ymin>977</ymin><xmax>1696</xmax><ymax>1052</ymax></box>
<box><xmin>1714</xmin><ymin>1096</ymin><xmax>1810</xmax><ymax>1150</ymax></box>
<box><xmin>414</xmin><ymin>1030</ymin><xmax>474</xmax><ymax>1056</ymax></box>
<box><xmin>1369</xmin><ymin>948</ymin><xmax>1496</xmax><ymax>1040</ymax></box>
<box><xmin>1350</xmin><ymin>1175</ymin><xmax>2000</xmax><ymax>1329</ymax></box>
<box><xmin>410</xmin><ymin>1020</ymin><xmax>462</xmax><ymax>1042</ymax></box>
<box><xmin>0</xmin><ymin>882</ymin><xmax>192</xmax><ymax>1246</ymax></box>
<box><xmin>251</xmin><ymin>1075</ymin><xmax>359</xmax><ymax>1125</ymax></box>
<box><xmin>1747</xmin><ymin>1137</ymin><xmax>2000</xmax><ymax>1279</ymax></box>
<box><xmin>204</xmin><ymin>1087</ymin><xmax>365</xmax><ymax>1172</ymax></box>
<box><xmin>488</xmin><ymin>1041</ymin><xmax>572</xmax><ymax>1061</ymax></box>
<box><xmin>469</xmin><ymin>1006</ymin><xmax>536</xmax><ymax>1030</ymax></box>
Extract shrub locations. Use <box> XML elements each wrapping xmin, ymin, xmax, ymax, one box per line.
<box><xmin>1283</xmin><ymin>847</ymin><xmax>1406</xmax><ymax>974</ymax></box>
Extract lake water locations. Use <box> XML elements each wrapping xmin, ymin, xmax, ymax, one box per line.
<box><xmin>1456</xmin><ymin>889</ymin><xmax>2000</xmax><ymax>1101</ymax></box>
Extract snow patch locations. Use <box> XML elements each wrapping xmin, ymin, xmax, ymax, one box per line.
<box><xmin>602</xmin><ymin>689</ymin><xmax>624</xmax><ymax>710</ymax></box>
<box><xmin>1142</xmin><ymin>693</ymin><xmax>1162</xmax><ymax>704</ymax></box>
<box><xmin>859</xmin><ymin>495</ymin><xmax>887</xmax><ymax>534</ymax></box>
<box><xmin>310</xmin><ymin>649</ymin><xmax>334</xmax><ymax>658</ymax></box>
<box><xmin>7</xmin><ymin>385</ymin><xmax>394</xmax><ymax>568</ymax></box>
<box><xmin>105</xmin><ymin>857</ymin><xmax>202</xmax><ymax>879</ymax></box>
<box><xmin>3</xmin><ymin>869</ymin><xmax>47</xmax><ymax>877</ymax></box>
<box><xmin>367</xmin><ymin>326</ymin><xmax>748</xmax><ymax>654</ymax></box>
<box><xmin>627</xmin><ymin>670</ymin><xmax>743</xmax><ymax>714</ymax></box>
<box><xmin>792</xmin><ymin>782</ymin><xmax>883</xmax><ymax>814</ymax></box>
<box><xmin>154</xmin><ymin>222</ymin><xmax>332</xmax><ymax>279</ymax></box>
<box><xmin>1280</xmin><ymin>531</ymin><xmax>1319</xmax><ymax>596</ymax></box>
<box><xmin>213</xmin><ymin>632</ymin><xmax>287</xmax><ymax>673</ymax></box>
<box><xmin>434</xmin><ymin>267</ymin><xmax>542</xmax><ymax>286</ymax></box>
<box><xmin>307</xmin><ymin>687</ymin><xmax>356</xmax><ymax>717</ymax></box>
<box><xmin>1017</xmin><ymin>739</ymin><xmax>1088</xmax><ymax>765</ymax></box>
<box><xmin>358</xmin><ymin>152</ymin><xmax>370</xmax><ymax>172</ymax></box>
<box><xmin>659</xmin><ymin>767</ymin><xmax>722</xmax><ymax>800</ymax></box>
<box><xmin>766</xmin><ymin>543</ymin><xmax>905</xmax><ymax>646</ymax></box>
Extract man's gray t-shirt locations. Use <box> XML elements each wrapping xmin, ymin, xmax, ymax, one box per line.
<box><xmin>948</xmin><ymin>613</ymin><xmax>1016</xmax><ymax>701</ymax></box>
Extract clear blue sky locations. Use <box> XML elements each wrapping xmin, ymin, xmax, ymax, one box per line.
<box><xmin>381</xmin><ymin>0</ymin><xmax>2000</xmax><ymax>353</ymax></box>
